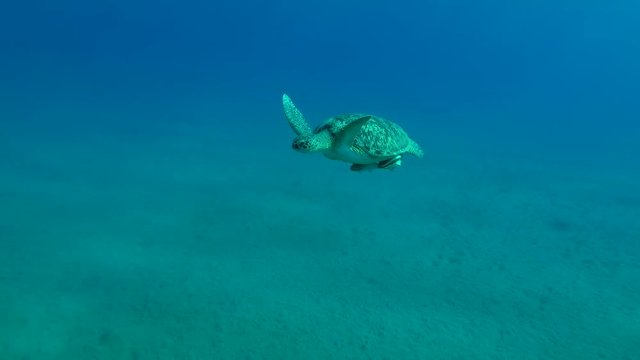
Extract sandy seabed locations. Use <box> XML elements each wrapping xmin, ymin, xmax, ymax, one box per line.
<box><xmin>1</xmin><ymin>120</ymin><xmax>638</xmax><ymax>360</ymax></box>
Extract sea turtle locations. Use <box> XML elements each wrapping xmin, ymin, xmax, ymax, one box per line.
<box><xmin>282</xmin><ymin>93</ymin><xmax>424</xmax><ymax>171</ymax></box>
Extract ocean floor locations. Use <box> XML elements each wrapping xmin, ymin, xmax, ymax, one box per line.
<box><xmin>0</xmin><ymin>112</ymin><xmax>639</xmax><ymax>359</ymax></box>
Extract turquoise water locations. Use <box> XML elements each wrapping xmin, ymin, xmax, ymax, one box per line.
<box><xmin>1</xmin><ymin>1</ymin><xmax>639</xmax><ymax>359</ymax></box>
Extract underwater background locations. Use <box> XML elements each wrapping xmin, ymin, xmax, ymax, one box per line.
<box><xmin>1</xmin><ymin>0</ymin><xmax>639</xmax><ymax>359</ymax></box>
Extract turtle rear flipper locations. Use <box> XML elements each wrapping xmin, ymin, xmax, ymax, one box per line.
<box><xmin>378</xmin><ymin>155</ymin><xmax>402</xmax><ymax>170</ymax></box>
<box><xmin>282</xmin><ymin>94</ymin><xmax>312</xmax><ymax>136</ymax></box>
<box><xmin>407</xmin><ymin>139</ymin><xmax>424</xmax><ymax>158</ymax></box>
<box><xmin>350</xmin><ymin>163</ymin><xmax>377</xmax><ymax>172</ymax></box>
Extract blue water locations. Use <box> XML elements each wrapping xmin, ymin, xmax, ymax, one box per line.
<box><xmin>1</xmin><ymin>1</ymin><xmax>639</xmax><ymax>359</ymax></box>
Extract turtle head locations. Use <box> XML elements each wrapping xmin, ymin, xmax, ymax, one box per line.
<box><xmin>291</xmin><ymin>133</ymin><xmax>331</xmax><ymax>153</ymax></box>
<box><xmin>283</xmin><ymin>94</ymin><xmax>332</xmax><ymax>154</ymax></box>
<box><xmin>291</xmin><ymin>136</ymin><xmax>314</xmax><ymax>153</ymax></box>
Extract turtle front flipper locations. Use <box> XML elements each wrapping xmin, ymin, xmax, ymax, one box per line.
<box><xmin>334</xmin><ymin>115</ymin><xmax>371</xmax><ymax>150</ymax></box>
<box><xmin>282</xmin><ymin>94</ymin><xmax>313</xmax><ymax>136</ymax></box>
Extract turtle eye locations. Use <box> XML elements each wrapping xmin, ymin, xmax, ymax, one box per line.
<box><xmin>293</xmin><ymin>138</ymin><xmax>313</xmax><ymax>151</ymax></box>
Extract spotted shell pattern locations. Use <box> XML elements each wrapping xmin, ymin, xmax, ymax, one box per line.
<box><xmin>315</xmin><ymin>114</ymin><xmax>419</xmax><ymax>158</ymax></box>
